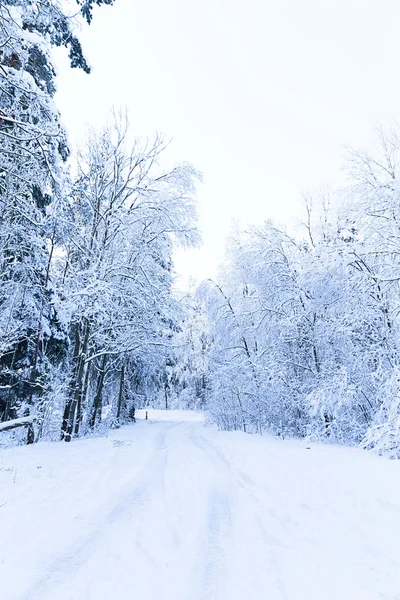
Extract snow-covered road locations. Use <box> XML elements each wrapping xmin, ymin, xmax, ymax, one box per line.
<box><xmin>1</xmin><ymin>410</ymin><xmax>400</xmax><ymax>600</ymax></box>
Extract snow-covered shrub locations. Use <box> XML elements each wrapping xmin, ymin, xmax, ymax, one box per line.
<box><xmin>362</xmin><ymin>369</ymin><xmax>400</xmax><ymax>459</ymax></box>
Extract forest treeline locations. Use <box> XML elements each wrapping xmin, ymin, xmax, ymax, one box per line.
<box><xmin>1</xmin><ymin>1</ymin><xmax>400</xmax><ymax>457</ymax></box>
<box><xmin>203</xmin><ymin>136</ymin><xmax>400</xmax><ymax>458</ymax></box>
<box><xmin>0</xmin><ymin>0</ymin><xmax>204</xmax><ymax>443</ymax></box>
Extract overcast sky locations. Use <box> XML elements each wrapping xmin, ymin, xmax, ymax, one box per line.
<box><xmin>54</xmin><ymin>0</ymin><xmax>400</xmax><ymax>286</ymax></box>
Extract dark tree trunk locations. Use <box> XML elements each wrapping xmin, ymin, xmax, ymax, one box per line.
<box><xmin>116</xmin><ymin>362</ymin><xmax>125</xmax><ymax>422</ymax></box>
<box><xmin>61</xmin><ymin>320</ymin><xmax>90</xmax><ymax>442</ymax></box>
<box><xmin>89</xmin><ymin>353</ymin><xmax>107</xmax><ymax>429</ymax></box>
<box><xmin>75</xmin><ymin>362</ymin><xmax>90</xmax><ymax>437</ymax></box>
<box><xmin>61</xmin><ymin>328</ymin><xmax>80</xmax><ymax>439</ymax></box>
<box><xmin>74</xmin><ymin>385</ymin><xmax>83</xmax><ymax>437</ymax></box>
<box><xmin>128</xmin><ymin>403</ymin><xmax>136</xmax><ymax>422</ymax></box>
<box><xmin>165</xmin><ymin>381</ymin><xmax>168</xmax><ymax>410</ymax></box>
<box><xmin>27</xmin><ymin>234</ymin><xmax>56</xmax><ymax>412</ymax></box>
<box><xmin>201</xmin><ymin>373</ymin><xmax>207</xmax><ymax>408</ymax></box>
<box><xmin>26</xmin><ymin>422</ymin><xmax>35</xmax><ymax>444</ymax></box>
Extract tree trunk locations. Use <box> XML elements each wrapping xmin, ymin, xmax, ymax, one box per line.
<box><xmin>61</xmin><ymin>320</ymin><xmax>90</xmax><ymax>442</ymax></box>
<box><xmin>26</xmin><ymin>422</ymin><xmax>35</xmax><ymax>445</ymax></box>
<box><xmin>61</xmin><ymin>328</ymin><xmax>80</xmax><ymax>439</ymax></box>
<box><xmin>75</xmin><ymin>362</ymin><xmax>91</xmax><ymax>437</ymax></box>
<box><xmin>201</xmin><ymin>373</ymin><xmax>207</xmax><ymax>408</ymax></box>
<box><xmin>29</xmin><ymin>232</ymin><xmax>55</xmax><ymax>408</ymax></box>
<box><xmin>165</xmin><ymin>381</ymin><xmax>168</xmax><ymax>410</ymax></box>
<box><xmin>116</xmin><ymin>362</ymin><xmax>125</xmax><ymax>422</ymax></box>
<box><xmin>236</xmin><ymin>391</ymin><xmax>246</xmax><ymax>433</ymax></box>
<box><xmin>89</xmin><ymin>354</ymin><xmax>108</xmax><ymax>429</ymax></box>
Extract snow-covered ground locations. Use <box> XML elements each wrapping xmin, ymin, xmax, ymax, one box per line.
<box><xmin>1</xmin><ymin>410</ymin><xmax>400</xmax><ymax>600</ymax></box>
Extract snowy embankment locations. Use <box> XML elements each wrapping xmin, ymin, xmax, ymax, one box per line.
<box><xmin>1</xmin><ymin>411</ymin><xmax>400</xmax><ymax>600</ymax></box>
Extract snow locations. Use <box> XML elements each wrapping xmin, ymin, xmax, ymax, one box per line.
<box><xmin>0</xmin><ymin>416</ymin><xmax>35</xmax><ymax>432</ymax></box>
<box><xmin>136</xmin><ymin>408</ymin><xmax>205</xmax><ymax>421</ymax></box>
<box><xmin>1</xmin><ymin>410</ymin><xmax>400</xmax><ymax>600</ymax></box>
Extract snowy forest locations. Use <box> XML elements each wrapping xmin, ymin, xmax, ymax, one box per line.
<box><xmin>1</xmin><ymin>0</ymin><xmax>400</xmax><ymax>460</ymax></box>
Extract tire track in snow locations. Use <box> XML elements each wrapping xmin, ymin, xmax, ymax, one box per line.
<box><xmin>194</xmin><ymin>487</ymin><xmax>233</xmax><ymax>600</ymax></box>
<box><xmin>190</xmin><ymin>427</ymin><xmax>288</xmax><ymax>599</ymax></box>
<box><xmin>189</xmin><ymin>426</ymin><xmax>234</xmax><ymax>600</ymax></box>
<box><xmin>17</xmin><ymin>422</ymin><xmax>179</xmax><ymax>600</ymax></box>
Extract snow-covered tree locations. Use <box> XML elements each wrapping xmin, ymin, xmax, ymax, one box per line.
<box><xmin>162</xmin><ymin>293</ymin><xmax>211</xmax><ymax>411</ymax></box>
<box><xmin>58</xmin><ymin>117</ymin><xmax>200</xmax><ymax>440</ymax></box>
<box><xmin>0</xmin><ymin>0</ymin><xmax>115</xmax><ymax>437</ymax></box>
<box><xmin>200</xmin><ymin>129</ymin><xmax>400</xmax><ymax>457</ymax></box>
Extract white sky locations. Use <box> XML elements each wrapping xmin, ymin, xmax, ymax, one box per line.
<box><xmin>54</xmin><ymin>0</ymin><xmax>400</xmax><ymax>287</ymax></box>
